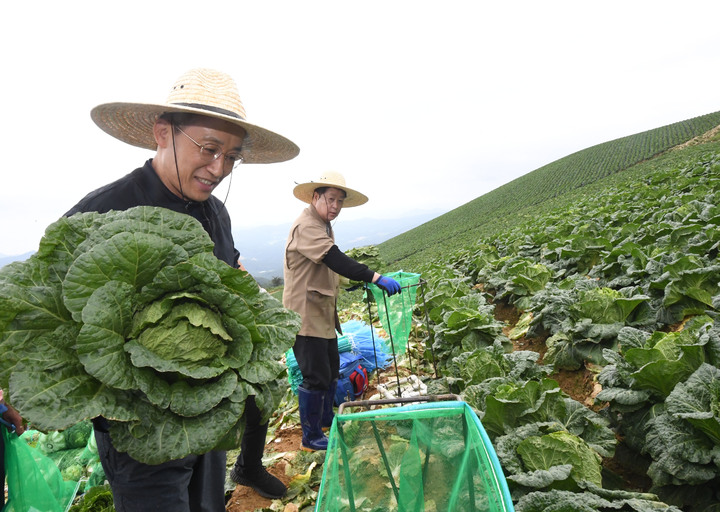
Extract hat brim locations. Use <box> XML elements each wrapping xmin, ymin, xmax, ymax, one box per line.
<box><xmin>91</xmin><ymin>102</ymin><xmax>299</xmax><ymax>164</ymax></box>
<box><xmin>293</xmin><ymin>182</ymin><xmax>368</xmax><ymax>207</ymax></box>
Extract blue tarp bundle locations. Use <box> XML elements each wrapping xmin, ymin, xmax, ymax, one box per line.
<box><xmin>286</xmin><ymin>320</ymin><xmax>393</xmax><ymax>394</ymax></box>
<box><xmin>340</xmin><ymin>319</ymin><xmax>395</xmax><ymax>373</ymax></box>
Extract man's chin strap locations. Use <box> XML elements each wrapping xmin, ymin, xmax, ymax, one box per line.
<box><xmin>170</xmin><ymin>122</ymin><xmax>190</xmax><ymax>208</ymax></box>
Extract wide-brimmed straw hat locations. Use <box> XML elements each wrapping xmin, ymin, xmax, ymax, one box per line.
<box><xmin>90</xmin><ymin>68</ymin><xmax>299</xmax><ymax>164</ymax></box>
<box><xmin>293</xmin><ymin>171</ymin><xmax>368</xmax><ymax>207</ymax></box>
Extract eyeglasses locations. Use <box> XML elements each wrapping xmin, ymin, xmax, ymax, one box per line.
<box><xmin>175</xmin><ymin>126</ymin><xmax>244</xmax><ymax>170</ymax></box>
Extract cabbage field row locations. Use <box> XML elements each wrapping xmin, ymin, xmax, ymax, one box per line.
<box><xmin>406</xmin><ymin>141</ymin><xmax>720</xmax><ymax>511</ymax></box>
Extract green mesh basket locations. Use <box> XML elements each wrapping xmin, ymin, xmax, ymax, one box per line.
<box><xmin>367</xmin><ymin>271</ymin><xmax>421</xmax><ymax>355</ymax></box>
<box><xmin>315</xmin><ymin>398</ymin><xmax>514</xmax><ymax>512</ymax></box>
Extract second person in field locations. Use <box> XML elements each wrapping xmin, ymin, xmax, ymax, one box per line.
<box><xmin>283</xmin><ymin>172</ymin><xmax>401</xmax><ymax>451</ymax></box>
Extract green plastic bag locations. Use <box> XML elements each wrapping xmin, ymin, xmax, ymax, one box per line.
<box><xmin>2</xmin><ymin>426</ymin><xmax>79</xmax><ymax>512</ymax></box>
<box><xmin>32</xmin><ymin>421</ymin><xmax>105</xmax><ymax>494</ymax></box>
<box><xmin>368</xmin><ymin>271</ymin><xmax>421</xmax><ymax>354</ymax></box>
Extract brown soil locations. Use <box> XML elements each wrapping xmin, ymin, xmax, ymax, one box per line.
<box><xmin>496</xmin><ymin>299</ymin><xmax>600</xmax><ymax>405</ymax></box>
<box><xmin>494</xmin><ymin>300</ymin><xmax>521</xmax><ymax>325</ymax></box>
<box><xmin>514</xmin><ymin>335</ymin><xmax>549</xmax><ymax>360</ymax></box>
<box><xmin>550</xmin><ymin>366</ymin><xmax>603</xmax><ymax>410</ymax></box>
<box><xmin>225</xmin><ymin>427</ymin><xmax>304</xmax><ymax>512</ymax></box>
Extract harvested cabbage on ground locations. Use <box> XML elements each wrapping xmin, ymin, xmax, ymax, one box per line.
<box><xmin>0</xmin><ymin>206</ymin><xmax>300</xmax><ymax>464</ymax></box>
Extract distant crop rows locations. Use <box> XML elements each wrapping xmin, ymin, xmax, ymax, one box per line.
<box><xmin>380</xmin><ymin>110</ymin><xmax>720</xmax><ymax>268</ymax></box>
<box><xmin>515</xmin><ymin>113</ymin><xmax>720</xmax><ymax>203</ymax></box>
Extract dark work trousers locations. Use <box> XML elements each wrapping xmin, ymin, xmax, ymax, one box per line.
<box><xmin>94</xmin><ymin>396</ymin><xmax>269</xmax><ymax>511</ymax></box>
<box><xmin>292</xmin><ymin>335</ymin><xmax>340</xmax><ymax>391</ymax></box>
<box><xmin>234</xmin><ymin>395</ymin><xmax>268</xmax><ymax>470</ymax></box>
<box><xmin>95</xmin><ymin>429</ymin><xmax>226</xmax><ymax>512</ymax></box>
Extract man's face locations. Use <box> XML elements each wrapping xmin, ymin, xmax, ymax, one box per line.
<box><xmin>157</xmin><ymin>116</ymin><xmax>246</xmax><ymax>202</ymax></box>
<box><xmin>313</xmin><ymin>187</ymin><xmax>346</xmax><ymax>222</ymax></box>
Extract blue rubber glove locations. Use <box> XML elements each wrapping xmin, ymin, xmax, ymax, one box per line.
<box><xmin>376</xmin><ymin>275</ymin><xmax>401</xmax><ymax>296</ymax></box>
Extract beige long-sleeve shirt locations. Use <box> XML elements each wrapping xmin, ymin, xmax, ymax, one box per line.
<box><xmin>283</xmin><ymin>205</ymin><xmax>341</xmax><ymax>338</ymax></box>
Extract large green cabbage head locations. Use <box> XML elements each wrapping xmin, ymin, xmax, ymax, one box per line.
<box><xmin>0</xmin><ymin>206</ymin><xmax>300</xmax><ymax>464</ymax></box>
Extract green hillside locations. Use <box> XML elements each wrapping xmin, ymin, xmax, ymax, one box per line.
<box><xmin>379</xmin><ymin>110</ymin><xmax>720</xmax><ymax>269</ymax></box>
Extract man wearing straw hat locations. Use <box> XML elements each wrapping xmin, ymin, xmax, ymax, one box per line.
<box><xmin>65</xmin><ymin>68</ymin><xmax>297</xmax><ymax>510</ymax></box>
<box><xmin>284</xmin><ymin>172</ymin><xmax>402</xmax><ymax>451</ymax></box>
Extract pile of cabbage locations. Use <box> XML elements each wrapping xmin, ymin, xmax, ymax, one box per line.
<box><xmin>0</xmin><ymin>206</ymin><xmax>300</xmax><ymax>464</ymax></box>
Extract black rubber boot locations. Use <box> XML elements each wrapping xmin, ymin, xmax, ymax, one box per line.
<box><xmin>230</xmin><ymin>406</ymin><xmax>287</xmax><ymax>499</ymax></box>
<box><xmin>230</xmin><ymin>463</ymin><xmax>287</xmax><ymax>499</ymax></box>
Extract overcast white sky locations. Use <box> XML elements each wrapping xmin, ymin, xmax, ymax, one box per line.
<box><xmin>1</xmin><ymin>1</ymin><xmax>719</xmax><ymax>256</ymax></box>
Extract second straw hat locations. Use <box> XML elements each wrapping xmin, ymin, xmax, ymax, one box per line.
<box><xmin>293</xmin><ymin>171</ymin><xmax>368</xmax><ymax>207</ymax></box>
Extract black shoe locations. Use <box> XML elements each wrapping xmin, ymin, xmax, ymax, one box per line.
<box><xmin>230</xmin><ymin>464</ymin><xmax>287</xmax><ymax>499</ymax></box>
